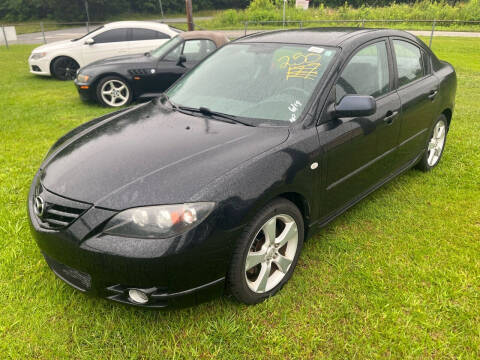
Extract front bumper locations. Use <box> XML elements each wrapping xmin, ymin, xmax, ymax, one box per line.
<box><xmin>28</xmin><ymin>178</ymin><xmax>237</xmax><ymax>308</ymax></box>
<box><xmin>28</xmin><ymin>56</ymin><xmax>51</xmax><ymax>76</ymax></box>
<box><xmin>74</xmin><ymin>79</ymin><xmax>95</xmax><ymax>102</ymax></box>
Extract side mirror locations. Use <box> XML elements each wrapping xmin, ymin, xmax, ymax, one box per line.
<box><xmin>335</xmin><ymin>95</ymin><xmax>376</xmax><ymax>118</ymax></box>
<box><xmin>84</xmin><ymin>38</ymin><xmax>95</xmax><ymax>45</ymax></box>
<box><xmin>176</xmin><ymin>54</ymin><xmax>186</xmax><ymax>66</ymax></box>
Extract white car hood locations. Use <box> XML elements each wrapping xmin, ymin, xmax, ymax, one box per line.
<box><xmin>32</xmin><ymin>39</ymin><xmax>78</xmax><ymax>53</ymax></box>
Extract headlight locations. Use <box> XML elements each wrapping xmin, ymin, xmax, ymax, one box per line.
<box><xmin>103</xmin><ymin>202</ymin><xmax>215</xmax><ymax>239</ymax></box>
<box><xmin>76</xmin><ymin>74</ymin><xmax>90</xmax><ymax>83</ymax></box>
<box><xmin>31</xmin><ymin>52</ymin><xmax>47</xmax><ymax>60</ymax></box>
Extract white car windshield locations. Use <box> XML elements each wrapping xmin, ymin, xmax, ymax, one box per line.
<box><xmin>167</xmin><ymin>43</ymin><xmax>337</xmax><ymax>124</ymax></box>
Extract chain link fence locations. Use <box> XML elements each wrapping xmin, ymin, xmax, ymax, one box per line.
<box><xmin>2</xmin><ymin>18</ymin><xmax>480</xmax><ymax>49</ymax></box>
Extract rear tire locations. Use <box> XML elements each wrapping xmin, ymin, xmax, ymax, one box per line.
<box><xmin>416</xmin><ymin>114</ymin><xmax>448</xmax><ymax>172</ymax></box>
<box><xmin>96</xmin><ymin>76</ymin><xmax>132</xmax><ymax>107</ymax></box>
<box><xmin>227</xmin><ymin>198</ymin><xmax>304</xmax><ymax>305</ymax></box>
<box><xmin>51</xmin><ymin>56</ymin><xmax>79</xmax><ymax>80</ymax></box>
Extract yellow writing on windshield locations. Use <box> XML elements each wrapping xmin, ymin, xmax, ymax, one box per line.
<box><xmin>278</xmin><ymin>52</ymin><xmax>323</xmax><ymax>80</ymax></box>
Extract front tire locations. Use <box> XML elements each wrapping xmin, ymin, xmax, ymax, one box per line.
<box><xmin>51</xmin><ymin>56</ymin><xmax>79</xmax><ymax>80</ymax></box>
<box><xmin>416</xmin><ymin>114</ymin><xmax>448</xmax><ymax>172</ymax></box>
<box><xmin>96</xmin><ymin>76</ymin><xmax>132</xmax><ymax>107</ymax></box>
<box><xmin>227</xmin><ymin>198</ymin><xmax>304</xmax><ymax>305</ymax></box>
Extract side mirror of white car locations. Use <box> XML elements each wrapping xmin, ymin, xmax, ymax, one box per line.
<box><xmin>85</xmin><ymin>38</ymin><xmax>95</xmax><ymax>45</ymax></box>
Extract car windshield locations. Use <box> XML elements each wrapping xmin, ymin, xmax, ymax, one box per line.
<box><xmin>167</xmin><ymin>43</ymin><xmax>337</xmax><ymax>125</ymax></box>
<box><xmin>72</xmin><ymin>26</ymin><xmax>104</xmax><ymax>42</ymax></box>
<box><xmin>150</xmin><ymin>36</ymin><xmax>182</xmax><ymax>58</ymax></box>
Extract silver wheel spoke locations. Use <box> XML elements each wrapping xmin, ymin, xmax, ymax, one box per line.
<box><xmin>245</xmin><ymin>249</ymin><xmax>266</xmax><ymax>271</ymax></box>
<box><xmin>262</xmin><ymin>218</ymin><xmax>277</xmax><ymax>245</ymax></box>
<box><xmin>254</xmin><ymin>262</ymin><xmax>271</xmax><ymax>293</ymax></box>
<box><xmin>273</xmin><ymin>254</ymin><xmax>292</xmax><ymax>274</ymax></box>
<box><xmin>245</xmin><ymin>213</ymin><xmax>299</xmax><ymax>294</ymax></box>
<box><xmin>428</xmin><ymin>140</ymin><xmax>436</xmax><ymax>151</ymax></box>
<box><xmin>275</xmin><ymin>221</ymin><xmax>297</xmax><ymax>248</ymax></box>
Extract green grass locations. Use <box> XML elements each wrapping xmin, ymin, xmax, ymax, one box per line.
<box><xmin>0</xmin><ymin>37</ymin><xmax>479</xmax><ymax>359</ymax></box>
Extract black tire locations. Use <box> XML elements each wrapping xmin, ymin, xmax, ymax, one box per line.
<box><xmin>95</xmin><ymin>76</ymin><xmax>132</xmax><ymax>108</ymax></box>
<box><xmin>51</xmin><ymin>56</ymin><xmax>79</xmax><ymax>80</ymax></box>
<box><xmin>416</xmin><ymin>114</ymin><xmax>449</xmax><ymax>172</ymax></box>
<box><xmin>227</xmin><ymin>198</ymin><xmax>304</xmax><ymax>305</ymax></box>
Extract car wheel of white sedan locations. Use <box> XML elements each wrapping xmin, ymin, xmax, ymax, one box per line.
<box><xmin>52</xmin><ymin>56</ymin><xmax>79</xmax><ymax>81</ymax></box>
<box><xmin>96</xmin><ymin>76</ymin><xmax>132</xmax><ymax>107</ymax></box>
<box><xmin>228</xmin><ymin>198</ymin><xmax>304</xmax><ymax>304</ymax></box>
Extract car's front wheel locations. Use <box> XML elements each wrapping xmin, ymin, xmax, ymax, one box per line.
<box><xmin>51</xmin><ymin>56</ymin><xmax>79</xmax><ymax>80</ymax></box>
<box><xmin>416</xmin><ymin>114</ymin><xmax>448</xmax><ymax>172</ymax></box>
<box><xmin>228</xmin><ymin>198</ymin><xmax>304</xmax><ymax>304</ymax></box>
<box><xmin>96</xmin><ymin>76</ymin><xmax>132</xmax><ymax>107</ymax></box>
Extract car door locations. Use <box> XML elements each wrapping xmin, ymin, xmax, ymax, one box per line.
<box><xmin>82</xmin><ymin>28</ymin><xmax>129</xmax><ymax>65</ymax></box>
<box><xmin>391</xmin><ymin>38</ymin><xmax>440</xmax><ymax>166</ymax></box>
<box><xmin>318</xmin><ymin>40</ymin><xmax>401</xmax><ymax>217</ymax></box>
<box><xmin>129</xmin><ymin>28</ymin><xmax>171</xmax><ymax>54</ymax></box>
<box><xmin>146</xmin><ymin>39</ymin><xmax>217</xmax><ymax>93</ymax></box>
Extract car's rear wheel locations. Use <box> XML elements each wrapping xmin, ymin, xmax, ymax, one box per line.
<box><xmin>51</xmin><ymin>56</ymin><xmax>79</xmax><ymax>80</ymax></box>
<box><xmin>96</xmin><ymin>76</ymin><xmax>132</xmax><ymax>107</ymax></box>
<box><xmin>227</xmin><ymin>198</ymin><xmax>304</xmax><ymax>304</ymax></box>
<box><xmin>416</xmin><ymin>114</ymin><xmax>448</xmax><ymax>172</ymax></box>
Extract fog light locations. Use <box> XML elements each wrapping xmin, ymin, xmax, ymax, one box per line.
<box><xmin>128</xmin><ymin>289</ymin><xmax>149</xmax><ymax>304</ymax></box>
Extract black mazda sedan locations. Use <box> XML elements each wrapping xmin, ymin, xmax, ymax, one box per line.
<box><xmin>74</xmin><ymin>31</ymin><xmax>229</xmax><ymax>107</ymax></box>
<box><xmin>29</xmin><ymin>28</ymin><xmax>456</xmax><ymax>307</ymax></box>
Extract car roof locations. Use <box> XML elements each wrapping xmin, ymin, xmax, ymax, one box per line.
<box><xmin>104</xmin><ymin>21</ymin><xmax>172</xmax><ymax>31</ymax></box>
<box><xmin>179</xmin><ymin>31</ymin><xmax>230</xmax><ymax>47</ymax></box>
<box><xmin>234</xmin><ymin>27</ymin><xmax>418</xmax><ymax>47</ymax></box>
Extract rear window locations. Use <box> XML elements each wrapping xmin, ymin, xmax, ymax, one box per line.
<box><xmin>131</xmin><ymin>28</ymin><xmax>170</xmax><ymax>41</ymax></box>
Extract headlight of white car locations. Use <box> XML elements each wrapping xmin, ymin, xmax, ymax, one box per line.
<box><xmin>103</xmin><ymin>203</ymin><xmax>215</xmax><ymax>239</ymax></box>
<box><xmin>76</xmin><ymin>74</ymin><xmax>90</xmax><ymax>83</ymax></box>
<box><xmin>31</xmin><ymin>52</ymin><xmax>47</xmax><ymax>60</ymax></box>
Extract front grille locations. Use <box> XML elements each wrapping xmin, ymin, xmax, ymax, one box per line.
<box><xmin>43</xmin><ymin>253</ymin><xmax>91</xmax><ymax>291</ymax></box>
<box><xmin>39</xmin><ymin>202</ymin><xmax>89</xmax><ymax>230</ymax></box>
<box><xmin>33</xmin><ymin>185</ymin><xmax>91</xmax><ymax>230</ymax></box>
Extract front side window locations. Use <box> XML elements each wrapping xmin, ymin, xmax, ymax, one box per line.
<box><xmin>131</xmin><ymin>28</ymin><xmax>170</xmax><ymax>41</ymax></box>
<box><xmin>167</xmin><ymin>43</ymin><xmax>337</xmax><ymax>124</ymax></box>
<box><xmin>150</xmin><ymin>36</ymin><xmax>182</xmax><ymax>58</ymax></box>
<box><xmin>393</xmin><ymin>40</ymin><xmax>424</xmax><ymax>87</ymax></box>
<box><xmin>336</xmin><ymin>41</ymin><xmax>390</xmax><ymax>103</ymax></box>
<box><xmin>182</xmin><ymin>39</ymin><xmax>217</xmax><ymax>62</ymax></box>
<box><xmin>93</xmin><ymin>29</ymin><xmax>128</xmax><ymax>44</ymax></box>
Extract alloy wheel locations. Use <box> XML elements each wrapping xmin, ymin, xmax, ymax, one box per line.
<box><xmin>427</xmin><ymin>119</ymin><xmax>447</xmax><ymax>166</ymax></box>
<box><xmin>54</xmin><ymin>57</ymin><xmax>79</xmax><ymax>80</ymax></box>
<box><xmin>100</xmin><ymin>80</ymin><xmax>130</xmax><ymax>107</ymax></box>
<box><xmin>245</xmin><ymin>214</ymin><xmax>298</xmax><ymax>293</ymax></box>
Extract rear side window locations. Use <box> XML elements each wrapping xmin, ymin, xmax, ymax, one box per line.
<box><xmin>93</xmin><ymin>29</ymin><xmax>128</xmax><ymax>43</ymax></box>
<box><xmin>336</xmin><ymin>41</ymin><xmax>390</xmax><ymax>102</ymax></box>
<box><xmin>393</xmin><ymin>40</ymin><xmax>425</xmax><ymax>87</ymax></box>
<box><xmin>182</xmin><ymin>39</ymin><xmax>217</xmax><ymax>62</ymax></box>
<box><xmin>131</xmin><ymin>28</ymin><xmax>170</xmax><ymax>41</ymax></box>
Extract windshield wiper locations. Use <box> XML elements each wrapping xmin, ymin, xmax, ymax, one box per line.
<box><xmin>177</xmin><ymin>106</ymin><xmax>254</xmax><ymax>127</ymax></box>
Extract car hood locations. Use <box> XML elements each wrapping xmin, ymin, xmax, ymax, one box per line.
<box><xmin>32</xmin><ymin>39</ymin><xmax>77</xmax><ymax>53</ymax></box>
<box><xmin>40</xmin><ymin>102</ymin><xmax>289</xmax><ymax>210</ymax></box>
<box><xmin>86</xmin><ymin>53</ymin><xmax>153</xmax><ymax>68</ymax></box>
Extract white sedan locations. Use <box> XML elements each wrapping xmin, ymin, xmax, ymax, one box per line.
<box><xmin>28</xmin><ymin>21</ymin><xmax>180</xmax><ymax>80</ymax></box>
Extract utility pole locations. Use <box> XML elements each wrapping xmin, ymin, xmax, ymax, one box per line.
<box><xmin>84</xmin><ymin>0</ymin><xmax>90</xmax><ymax>32</ymax></box>
<box><xmin>185</xmin><ymin>0</ymin><xmax>194</xmax><ymax>31</ymax></box>
<box><xmin>158</xmin><ymin>0</ymin><xmax>164</xmax><ymax>19</ymax></box>
<box><xmin>283</xmin><ymin>0</ymin><xmax>287</xmax><ymax>28</ymax></box>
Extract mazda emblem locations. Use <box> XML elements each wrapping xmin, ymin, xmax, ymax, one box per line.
<box><xmin>34</xmin><ymin>196</ymin><xmax>45</xmax><ymax>217</ymax></box>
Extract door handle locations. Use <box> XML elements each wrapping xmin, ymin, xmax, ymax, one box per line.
<box><xmin>383</xmin><ymin>110</ymin><xmax>398</xmax><ymax>125</ymax></box>
<box><xmin>428</xmin><ymin>89</ymin><xmax>438</xmax><ymax>100</ymax></box>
